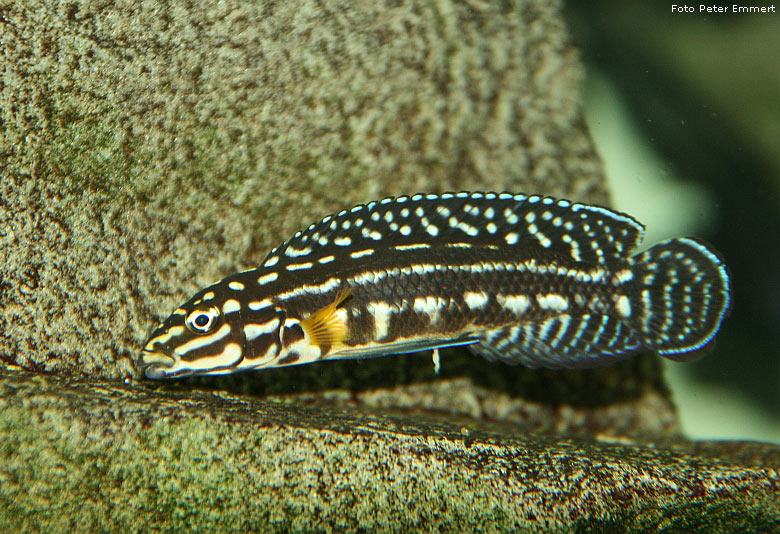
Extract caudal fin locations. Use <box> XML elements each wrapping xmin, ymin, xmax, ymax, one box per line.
<box><xmin>629</xmin><ymin>237</ymin><xmax>731</xmax><ymax>361</ymax></box>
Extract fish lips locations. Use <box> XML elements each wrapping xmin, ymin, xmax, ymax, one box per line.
<box><xmin>137</xmin><ymin>350</ymin><xmax>177</xmax><ymax>379</ymax></box>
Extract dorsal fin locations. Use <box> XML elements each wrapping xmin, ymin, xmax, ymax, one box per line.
<box><xmin>260</xmin><ymin>192</ymin><xmax>645</xmax><ymax>272</ymax></box>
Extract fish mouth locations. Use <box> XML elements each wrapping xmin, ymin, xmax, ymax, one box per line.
<box><xmin>137</xmin><ymin>350</ymin><xmax>177</xmax><ymax>379</ymax></box>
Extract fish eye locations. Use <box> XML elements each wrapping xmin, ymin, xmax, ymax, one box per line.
<box><xmin>185</xmin><ymin>306</ymin><xmax>221</xmax><ymax>334</ymax></box>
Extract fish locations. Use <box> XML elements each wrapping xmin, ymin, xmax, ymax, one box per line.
<box><xmin>138</xmin><ymin>191</ymin><xmax>732</xmax><ymax>379</ymax></box>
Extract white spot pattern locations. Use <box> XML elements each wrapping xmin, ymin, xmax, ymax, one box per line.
<box><xmin>257</xmin><ymin>272</ymin><xmax>279</xmax><ymax>285</ymax></box>
<box><xmin>222</xmin><ymin>299</ymin><xmax>241</xmax><ymax>314</ymax></box>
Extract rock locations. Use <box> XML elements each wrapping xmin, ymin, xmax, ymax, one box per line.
<box><xmin>1</xmin><ymin>0</ymin><xmax>603</xmax><ymax>382</ymax></box>
<box><xmin>1</xmin><ymin>370</ymin><xmax>778</xmax><ymax>533</ymax></box>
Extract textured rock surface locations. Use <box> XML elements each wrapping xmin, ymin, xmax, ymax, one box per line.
<box><xmin>1</xmin><ymin>0</ymin><xmax>602</xmax><ymax>381</ymax></box>
<box><xmin>1</xmin><ymin>370</ymin><xmax>778</xmax><ymax>534</ymax></box>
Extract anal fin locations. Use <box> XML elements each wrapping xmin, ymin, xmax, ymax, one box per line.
<box><xmin>470</xmin><ymin>314</ymin><xmax>643</xmax><ymax>369</ymax></box>
<box><xmin>328</xmin><ymin>335</ymin><xmax>479</xmax><ymax>361</ymax></box>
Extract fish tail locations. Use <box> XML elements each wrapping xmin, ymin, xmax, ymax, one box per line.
<box><xmin>628</xmin><ymin>237</ymin><xmax>731</xmax><ymax>361</ymax></box>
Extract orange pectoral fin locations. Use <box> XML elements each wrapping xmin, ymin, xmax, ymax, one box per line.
<box><xmin>300</xmin><ymin>286</ymin><xmax>353</xmax><ymax>349</ymax></box>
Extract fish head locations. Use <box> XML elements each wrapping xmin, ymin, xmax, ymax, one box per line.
<box><xmin>138</xmin><ymin>279</ymin><xmax>254</xmax><ymax>379</ymax></box>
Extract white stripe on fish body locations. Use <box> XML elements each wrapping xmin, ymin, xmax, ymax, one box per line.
<box><xmin>139</xmin><ymin>191</ymin><xmax>731</xmax><ymax>378</ymax></box>
<box><xmin>174</xmin><ymin>342</ymin><xmax>243</xmax><ymax>375</ymax></box>
<box><xmin>143</xmin><ymin>325</ymin><xmax>185</xmax><ymax>351</ymax></box>
<box><xmin>243</xmin><ymin>318</ymin><xmax>281</xmax><ymax>342</ymax></box>
<box><xmin>174</xmin><ymin>323</ymin><xmax>232</xmax><ymax>356</ymax></box>
<box><xmin>275</xmin><ymin>332</ymin><xmax>324</xmax><ymax>366</ymax></box>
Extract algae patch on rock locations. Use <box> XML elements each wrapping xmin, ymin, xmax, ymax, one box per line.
<box><xmin>1</xmin><ymin>371</ymin><xmax>778</xmax><ymax>533</ymax></box>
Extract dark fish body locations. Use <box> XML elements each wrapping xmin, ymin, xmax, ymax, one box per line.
<box><xmin>139</xmin><ymin>192</ymin><xmax>731</xmax><ymax>379</ymax></box>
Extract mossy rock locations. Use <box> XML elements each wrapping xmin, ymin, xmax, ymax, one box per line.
<box><xmin>1</xmin><ymin>371</ymin><xmax>778</xmax><ymax>533</ymax></box>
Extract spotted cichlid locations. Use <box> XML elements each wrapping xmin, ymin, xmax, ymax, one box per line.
<box><xmin>138</xmin><ymin>192</ymin><xmax>731</xmax><ymax>379</ymax></box>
